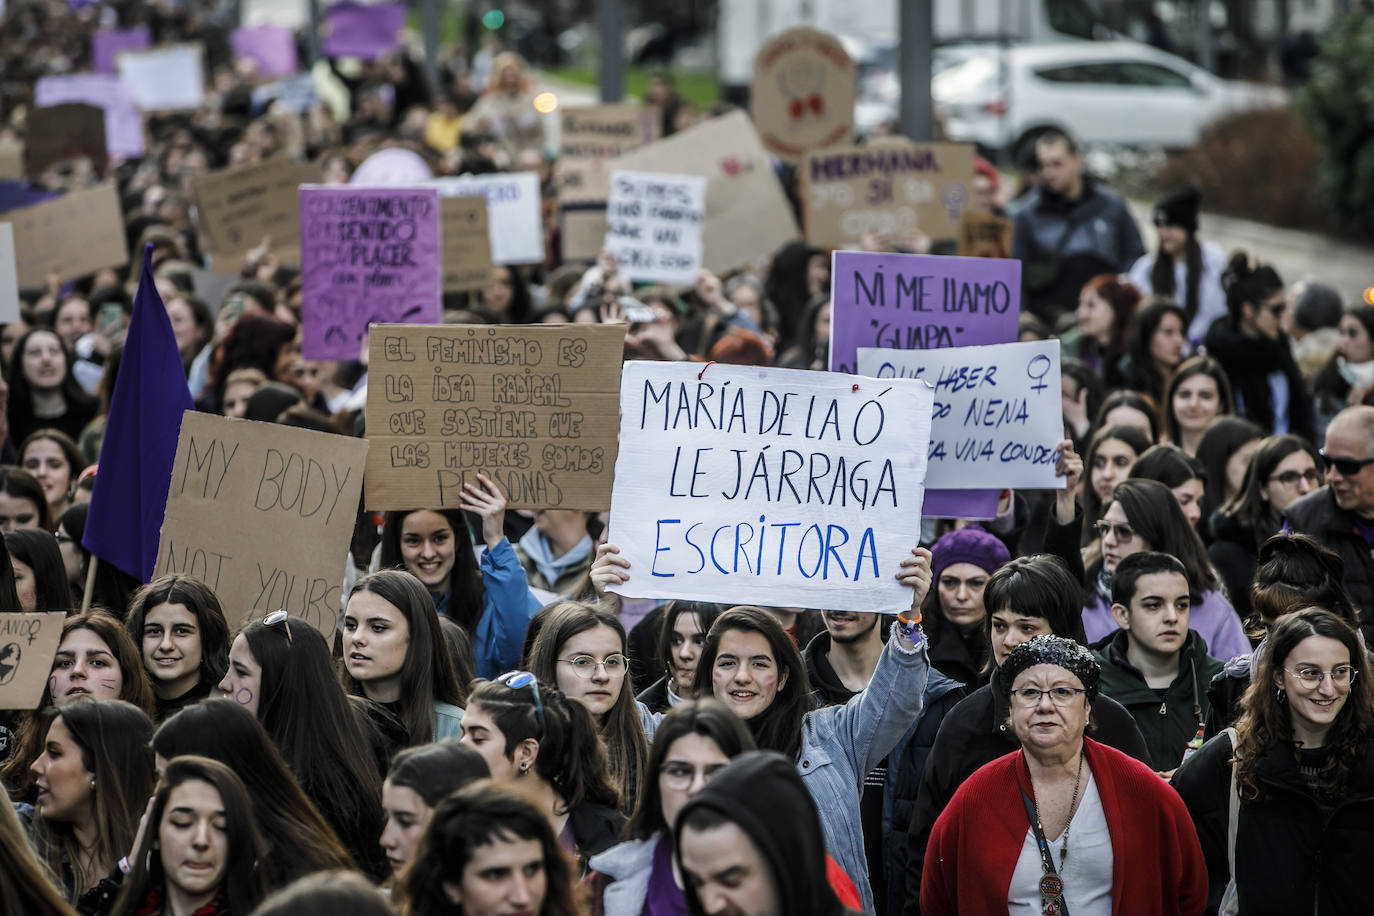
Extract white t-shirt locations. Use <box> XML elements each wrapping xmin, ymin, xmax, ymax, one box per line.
<box><xmin>1008</xmin><ymin>772</ymin><xmax>1113</xmax><ymax>916</ymax></box>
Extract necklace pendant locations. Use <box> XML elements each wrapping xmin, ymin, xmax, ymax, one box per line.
<box><xmin>1039</xmin><ymin>874</ymin><xmax>1064</xmax><ymax>898</ymax></box>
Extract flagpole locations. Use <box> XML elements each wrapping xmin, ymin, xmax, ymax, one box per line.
<box><xmin>80</xmin><ymin>556</ymin><xmax>98</xmax><ymax>614</ymax></box>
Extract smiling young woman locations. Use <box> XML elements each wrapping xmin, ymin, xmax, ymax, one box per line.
<box><xmin>125</xmin><ymin>575</ymin><xmax>230</xmax><ymax>721</ymax></box>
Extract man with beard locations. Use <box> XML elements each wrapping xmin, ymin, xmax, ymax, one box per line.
<box><xmin>803</xmin><ymin>610</ymin><xmax>965</xmax><ymax>914</ymax></box>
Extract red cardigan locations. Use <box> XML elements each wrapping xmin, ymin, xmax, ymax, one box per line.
<box><xmin>921</xmin><ymin>738</ymin><xmax>1206</xmax><ymax>916</ymax></box>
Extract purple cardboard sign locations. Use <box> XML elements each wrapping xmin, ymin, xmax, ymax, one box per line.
<box><xmin>321</xmin><ymin>2</ymin><xmax>405</xmax><ymax>60</ymax></box>
<box><xmin>231</xmin><ymin>26</ymin><xmax>299</xmax><ymax>78</ymax></box>
<box><xmin>34</xmin><ymin>74</ymin><xmax>145</xmax><ymax>159</ymax></box>
<box><xmin>299</xmin><ymin>186</ymin><xmax>441</xmax><ymax>360</ymax></box>
<box><xmin>92</xmin><ymin>26</ymin><xmax>151</xmax><ymax>75</ymax></box>
<box><xmin>832</xmin><ymin>250</ymin><xmax>1022</xmax><ymax>521</ymax></box>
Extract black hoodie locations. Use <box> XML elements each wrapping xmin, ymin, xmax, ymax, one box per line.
<box><xmin>674</xmin><ymin>751</ymin><xmax>854</xmax><ymax>916</ymax></box>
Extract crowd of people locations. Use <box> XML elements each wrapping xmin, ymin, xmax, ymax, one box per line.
<box><xmin>1</xmin><ymin>2</ymin><xmax>1373</xmax><ymax>915</ymax></box>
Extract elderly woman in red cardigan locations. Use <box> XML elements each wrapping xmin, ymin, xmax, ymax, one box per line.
<box><xmin>921</xmin><ymin>635</ymin><xmax>1206</xmax><ymax>915</ymax></box>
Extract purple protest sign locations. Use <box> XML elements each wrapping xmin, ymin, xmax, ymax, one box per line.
<box><xmin>92</xmin><ymin>26</ymin><xmax>151</xmax><ymax>75</ymax></box>
<box><xmin>299</xmin><ymin>186</ymin><xmax>441</xmax><ymax>360</ymax></box>
<box><xmin>231</xmin><ymin>26</ymin><xmax>299</xmax><ymax>77</ymax></box>
<box><xmin>832</xmin><ymin>250</ymin><xmax>1022</xmax><ymax>520</ymax></box>
<box><xmin>34</xmin><ymin>74</ymin><xmax>145</xmax><ymax>159</ymax></box>
<box><xmin>321</xmin><ymin>2</ymin><xmax>405</xmax><ymax>60</ymax></box>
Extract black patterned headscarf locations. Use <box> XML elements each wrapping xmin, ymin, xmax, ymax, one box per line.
<box><xmin>1000</xmin><ymin>634</ymin><xmax>1101</xmax><ymax>702</ymax></box>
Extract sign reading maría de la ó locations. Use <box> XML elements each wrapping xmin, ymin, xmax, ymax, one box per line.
<box><xmin>829</xmin><ymin>250</ymin><xmax>1022</xmax><ymax>374</ymax></box>
<box><xmin>607</xmin><ymin>361</ymin><xmax>933</xmax><ymax>612</ymax></box>
<box><xmin>365</xmin><ymin>324</ymin><xmax>627</xmax><ymax>511</ymax></box>
<box><xmin>155</xmin><ymin>412</ymin><xmax>368</xmax><ymax>636</ymax></box>
<box><xmin>857</xmin><ymin>340</ymin><xmax>1065</xmax><ymax>490</ymax></box>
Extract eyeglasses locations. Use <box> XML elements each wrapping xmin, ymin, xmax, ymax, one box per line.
<box><xmin>496</xmin><ymin>670</ymin><xmax>546</xmax><ymax>741</ymax></box>
<box><xmin>263</xmin><ymin>609</ymin><xmax>292</xmax><ymax>644</ymax></box>
<box><xmin>1268</xmin><ymin>468</ymin><xmax>1322</xmax><ymax>487</ymax></box>
<box><xmin>1318</xmin><ymin>450</ymin><xmax>1374</xmax><ymax>476</ymax></box>
<box><xmin>660</xmin><ymin>761</ymin><xmax>730</xmax><ymax>790</ymax></box>
<box><xmin>1011</xmin><ymin>686</ymin><xmax>1088</xmax><ymax>708</ymax></box>
<box><xmin>1092</xmin><ymin>520</ymin><xmax>1137</xmax><ymax>542</ymax></box>
<box><xmin>557</xmin><ymin>653</ymin><xmax>629</xmax><ymax>680</ymax></box>
<box><xmin>1285</xmin><ymin>666</ymin><xmax>1358</xmax><ymax>689</ymax></box>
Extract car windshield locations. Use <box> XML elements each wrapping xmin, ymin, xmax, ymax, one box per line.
<box><xmin>932</xmin><ymin>55</ymin><xmax>999</xmax><ymax>98</ymax></box>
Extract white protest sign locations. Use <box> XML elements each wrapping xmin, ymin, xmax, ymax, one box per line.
<box><xmin>116</xmin><ymin>44</ymin><xmax>206</xmax><ymax>112</ymax></box>
<box><xmin>0</xmin><ymin>224</ymin><xmax>19</xmax><ymax>323</ymax></box>
<box><xmin>604</xmin><ymin>170</ymin><xmax>706</xmax><ymax>286</ymax></box>
<box><xmin>429</xmin><ymin>172</ymin><xmax>544</xmax><ymax>265</ymax></box>
<box><xmin>856</xmin><ymin>340</ymin><xmax>1065</xmax><ymax>490</ymax></box>
<box><xmin>607</xmin><ymin>361</ymin><xmax>933</xmax><ymax>612</ymax></box>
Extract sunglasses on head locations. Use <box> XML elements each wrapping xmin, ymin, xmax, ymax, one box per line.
<box><xmin>263</xmin><ymin>609</ymin><xmax>292</xmax><ymax>644</ymax></box>
<box><xmin>496</xmin><ymin>670</ymin><xmax>546</xmax><ymax>742</ymax></box>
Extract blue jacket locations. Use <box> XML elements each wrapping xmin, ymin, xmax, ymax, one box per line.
<box><xmin>433</xmin><ymin>539</ymin><xmax>543</xmax><ymax>679</ymax></box>
<box><xmin>433</xmin><ymin>701</ymin><xmax>465</xmax><ymax>740</ymax></box>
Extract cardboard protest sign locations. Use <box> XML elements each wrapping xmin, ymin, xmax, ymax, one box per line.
<box><xmin>957</xmin><ymin>211</ymin><xmax>1014</xmax><ymax>259</ymax></box>
<box><xmin>34</xmin><ymin>74</ymin><xmax>144</xmax><ymax>158</ymax></box>
<box><xmin>322</xmin><ymin>2</ymin><xmax>405</xmax><ymax>59</ymax></box>
<box><xmin>193</xmin><ymin>158</ymin><xmax>317</xmax><ymax>267</ymax></box>
<box><xmin>155</xmin><ymin>412</ymin><xmax>368</xmax><ymax>635</ymax></box>
<box><xmin>857</xmin><ymin>341</ymin><xmax>1064</xmax><ymax>490</ymax></box>
<box><xmin>0</xmin><ymin>224</ymin><xmax>19</xmax><ymax>323</ymax></box>
<box><xmin>0</xmin><ymin>140</ymin><xmax>22</xmax><ymax>180</ymax></box>
<box><xmin>607</xmin><ymin>361</ymin><xmax>933</xmax><ymax>612</ymax></box>
<box><xmin>91</xmin><ymin>26</ymin><xmax>150</xmax><ymax>74</ymax></box>
<box><xmin>603</xmin><ymin>170</ymin><xmax>706</xmax><ymax>286</ymax></box>
<box><xmin>230</xmin><ymin>25</ymin><xmax>299</xmax><ymax>77</ymax></box>
<box><xmin>299</xmin><ymin>185</ymin><xmax>441</xmax><ymax>360</ymax></box>
<box><xmin>751</xmin><ymin>27</ymin><xmax>856</xmax><ymax>164</ymax></box>
<box><xmin>440</xmin><ymin>196</ymin><xmax>492</xmax><ymax>292</ymax></box>
<box><xmin>430</xmin><ymin>173</ymin><xmax>544</xmax><ymax>266</ymax></box>
<box><xmin>0</xmin><ymin>613</ymin><xmax>66</xmax><ymax>710</ymax></box>
<box><xmin>117</xmin><ymin>44</ymin><xmax>206</xmax><ymax>112</ymax></box>
<box><xmin>610</xmin><ymin>111</ymin><xmax>799</xmax><ymax>275</ymax></box>
<box><xmin>366</xmin><ymin>323</ymin><xmax>626</xmax><ymax>511</ymax></box>
<box><xmin>9</xmin><ymin>183</ymin><xmax>128</xmax><ymax>288</ymax></box>
<box><xmin>556</xmin><ymin>105</ymin><xmax>660</xmax><ymax>205</ymax></box>
<box><xmin>801</xmin><ymin>142</ymin><xmax>975</xmax><ymax>250</ymax></box>
<box><xmin>559</xmin><ymin>206</ymin><xmax>608</xmax><ymax>263</ymax></box>
<box><xmin>24</xmin><ymin>104</ymin><xmax>106</xmax><ymax>179</ymax></box>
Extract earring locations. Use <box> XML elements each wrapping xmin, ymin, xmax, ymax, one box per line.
<box><xmin>89</xmin><ymin>779</ymin><xmax>95</xmax><ymax>789</ymax></box>
<box><xmin>519</xmin><ymin>762</ymin><xmax>530</xmax><ymax>774</ymax></box>
<box><xmin>1277</xmin><ymin>688</ymin><xmax>1287</xmax><ymax>704</ymax></box>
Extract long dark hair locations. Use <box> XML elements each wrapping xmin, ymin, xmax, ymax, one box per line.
<box><xmin>1164</xmin><ymin>355</ymin><xmax>1237</xmax><ymax>446</ymax></box>
<box><xmin>207</xmin><ymin>312</ymin><xmax>295</xmax><ymax>403</ymax></box>
<box><xmin>152</xmin><ymin>699</ymin><xmax>356</xmax><ymax>886</ymax></box>
<box><xmin>1150</xmin><ymin>237</ymin><xmax>1204</xmax><ymax>323</ymax></box>
<box><xmin>692</xmin><ymin>607</ymin><xmax>812</xmax><ymax>761</ymax></box>
<box><xmin>19</xmin><ymin>428</ymin><xmax>85</xmax><ymax>503</ymax></box>
<box><xmin>399</xmin><ymin>782</ymin><xmax>582</xmax><ymax>916</ymax></box>
<box><xmin>387</xmin><ymin>739</ymin><xmax>490</xmax><ymax>807</ymax></box>
<box><xmin>1126</xmin><ymin>300</ymin><xmax>1189</xmax><ymax>401</ymax></box>
<box><xmin>110</xmin><ymin>756</ymin><xmax>269</xmax><ymax>916</ymax></box>
<box><xmin>1222</xmin><ymin>251</ymin><xmax>1284</xmax><ymax>328</ymax></box>
<box><xmin>1215</xmin><ymin>436</ymin><xmax>1322</xmax><ymax>549</ymax></box>
<box><xmin>626</xmin><ymin>699</ymin><xmax>756</xmax><ymax>841</ymax></box>
<box><xmin>5</xmin><ymin>528</ymin><xmax>72</xmax><ymax>612</ymax></box>
<box><xmin>0</xmin><ymin>466</ymin><xmax>50</xmax><ymax>532</ymax></box>
<box><xmin>1093</xmin><ymin>389</ymin><xmax>1162</xmax><ymax>442</ymax></box>
<box><xmin>1247</xmin><ymin>534</ymin><xmax>1360</xmax><ymax>637</ymax></box>
<box><xmin>1234</xmin><ymin>609</ymin><xmax>1374</xmax><ymax>800</ymax></box>
<box><xmin>241</xmin><ymin>615</ymin><xmax>383</xmax><ymax>860</ymax></box>
<box><xmin>5</xmin><ymin>328</ymin><xmax>95</xmax><ymax>440</ymax></box>
<box><xmin>1196</xmin><ymin>416</ymin><xmax>1265</xmax><ymax>524</ymax></box>
<box><xmin>465</xmin><ymin>677</ymin><xmax>621</xmax><ymax>813</ymax></box>
<box><xmin>529</xmin><ymin>601</ymin><xmax>648</xmax><ymax>812</ymax></box>
<box><xmin>1078</xmin><ymin>274</ymin><xmax>1140</xmax><ymax>361</ymax></box>
<box><xmin>342</xmin><ymin>570</ymin><xmax>465</xmax><ymax>746</ymax></box>
<box><xmin>656</xmin><ymin>600</ymin><xmax>726</xmax><ymax>693</ymax></box>
<box><xmin>124</xmin><ymin>575</ymin><xmax>230</xmax><ymax>696</ymax></box>
<box><xmin>1085</xmin><ymin>478</ymin><xmax>1218</xmax><ymax>599</ymax></box>
<box><xmin>1081</xmin><ymin>424</ymin><xmax>1153</xmax><ymax>547</ymax></box>
<box><xmin>0</xmin><ymin>797</ymin><xmax>74</xmax><ymax>916</ymax></box>
<box><xmin>378</xmin><ymin>508</ymin><xmax>483</xmax><ymax>631</ymax></box>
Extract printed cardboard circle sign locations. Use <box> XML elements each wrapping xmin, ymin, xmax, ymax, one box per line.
<box><xmin>751</xmin><ymin>27</ymin><xmax>855</xmax><ymax>164</ymax></box>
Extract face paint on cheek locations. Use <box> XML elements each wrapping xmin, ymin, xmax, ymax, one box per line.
<box><xmin>99</xmin><ymin>680</ymin><xmax>117</xmax><ymax>690</ymax></box>
<box><xmin>234</xmin><ymin>688</ymin><xmax>254</xmax><ymax>706</ymax></box>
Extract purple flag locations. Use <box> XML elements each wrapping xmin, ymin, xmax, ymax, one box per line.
<box><xmin>299</xmin><ymin>186</ymin><xmax>441</xmax><ymax>360</ymax></box>
<box><xmin>83</xmin><ymin>244</ymin><xmax>194</xmax><ymax>581</ymax></box>
<box><xmin>91</xmin><ymin>26</ymin><xmax>151</xmax><ymax>74</ymax></box>
<box><xmin>34</xmin><ymin>74</ymin><xmax>145</xmax><ymax>158</ymax></box>
<box><xmin>231</xmin><ymin>25</ymin><xmax>299</xmax><ymax>77</ymax></box>
<box><xmin>831</xmin><ymin>250</ymin><xmax>1022</xmax><ymax>520</ymax></box>
<box><xmin>322</xmin><ymin>2</ymin><xmax>405</xmax><ymax>60</ymax></box>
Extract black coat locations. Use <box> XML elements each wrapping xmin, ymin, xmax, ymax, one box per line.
<box><xmin>1206</xmin><ymin>510</ymin><xmax>1267</xmax><ymax>621</ymax></box>
<box><xmin>900</xmin><ymin>669</ymin><xmax>1150</xmax><ymax>915</ymax></box>
<box><xmin>636</xmin><ymin>676</ymin><xmax>673</xmax><ymax>714</ymax></box>
<box><xmin>1173</xmin><ymin>729</ymin><xmax>1374</xmax><ymax>914</ymax></box>
<box><xmin>1204</xmin><ymin>317</ymin><xmax>1317</xmax><ymax>443</ymax></box>
<box><xmin>1284</xmin><ymin>486</ymin><xmax>1374</xmax><ymax>646</ymax></box>
<box><xmin>569</xmin><ymin>801</ymin><xmax>627</xmax><ymax>877</ymax></box>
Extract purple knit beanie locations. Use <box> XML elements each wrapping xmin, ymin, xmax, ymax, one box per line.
<box><xmin>930</xmin><ymin>525</ymin><xmax>1012</xmax><ymax>581</ymax></box>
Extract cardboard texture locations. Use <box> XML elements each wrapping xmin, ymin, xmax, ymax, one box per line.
<box><xmin>610</xmin><ymin>111</ymin><xmax>799</xmax><ymax>275</ymax></box>
<box><xmin>559</xmin><ymin>206</ymin><xmax>608</xmax><ymax>263</ymax></box>
<box><xmin>194</xmin><ymin>158</ymin><xmax>316</xmax><ymax>266</ymax></box>
<box><xmin>751</xmin><ymin>27</ymin><xmax>856</xmax><ymax>164</ymax></box>
<box><xmin>957</xmin><ymin>211</ymin><xmax>1014</xmax><ymax>259</ymax></box>
<box><xmin>298</xmin><ymin>185</ymin><xmax>442</xmax><ymax>360</ymax></box>
<box><xmin>0</xmin><ymin>612</ymin><xmax>67</xmax><ymax>710</ymax></box>
<box><xmin>365</xmin><ymin>323</ymin><xmax>626</xmax><ymax>511</ymax></box>
<box><xmin>0</xmin><ymin>140</ymin><xmax>22</xmax><ymax>179</ymax></box>
<box><xmin>24</xmin><ymin>104</ymin><xmax>106</xmax><ymax>179</ymax></box>
<box><xmin>604</xmin><ymin>170</ymin><xmax>706</xmax><ymax>285</ymax></box>
<box><xmin>9</xmin><ymin>183</ymin><xmax>128</xmax><ymax>288</ymax></box>
<box><xmin>801</xmin><ymin>142</ymin><xmax>975</xmax><ymax>250</ymax></box>
<box><xmin>155</xmin><ymin>412</ymin><xmax>368</xmax><ymax>635</ymax></box>
<box><xmin>440</xmin><ymin>195</ymin><xmax>492</xmax><ymax>292</ymax></box>
<box><xmin>556</xmin><ymin>105</ymin><xmax>660</xmax><ymax>205</ymax></box>
<box><xmin>34</xmin><ymin>74</ymin><xmax>144</xmax><ymax>158</ymax></box>
<box><xmin>117</xmin><ymin>44</ymin><xmax>206</xmax><ymax>112</ymax></box>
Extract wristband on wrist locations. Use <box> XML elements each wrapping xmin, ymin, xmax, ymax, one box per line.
<box><xmin>894</xmin><ymin>610</ymin><xmax>923</xmax><ymax>643</ymax></box>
